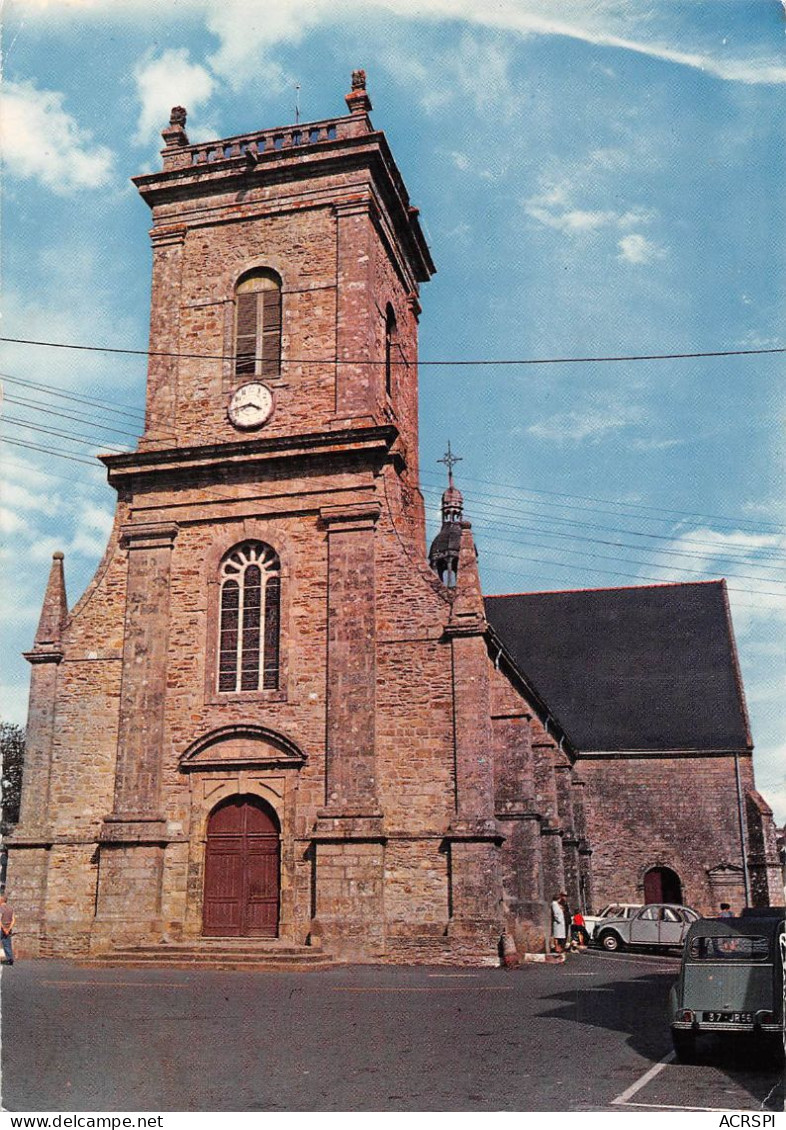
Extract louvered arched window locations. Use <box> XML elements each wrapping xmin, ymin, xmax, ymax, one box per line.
<box><xmin>235</xmin><ymin>269</ymin><xmax>282</xmax><ymax>379</ymax></box>
<box><xmin>218</xmin><ymin>542</ymin><xmax>281</xmax><ymax>692</ymax></box>
<box><xmin>384</xmin><ymin>303</ymin><xmax>397</xmax><ymax>398</ymax></box>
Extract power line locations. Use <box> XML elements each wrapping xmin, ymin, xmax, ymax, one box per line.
<box><xmin>4</xmin><ymin>393</ymin><xmax>142</xmax><ymax>441</ymax></box>
<box><xmin>2</xmin><ymin>430</ymin><xmax>783</xmax><ymax>599</ymax></box>
<box><xmin>3</xmin><ymin>334</ymin><xmax>785</xmax><ymax>368</ymax></box>
<box><xmin>3</xmin><ymin>415</ymin><xmax>130</xmax><ymax>453</ymax></box>
<box><xmin>483</xmin><ymin>561</ymin><xmax>785</xmax><ymax>612</ymax></box>
<box><xmin>422</xmin><ymin>484</ymin><xmax>786</xmax><ymax>562</ymax></box>
<box><xmin>420</xmin><ymin>468</ymin><xmax>786</xmax><ymax>535</ymax></box>
<box><xmin>3</xmin><ymin>382</ymin><xmax>781</xmax><ymax>569</ymax></box>
<box><xmin>0</xmin><ymin>437</ymin><xmax>101</xmax><ymax>467</ymax></box>
<box><xmin>1</xmin><ymin>452</ymin><xmax>105</xmax><ymax>486</ymax></box>
<box><xmin>4</xmin><ymin>391</ymin><xmax>782</xmax><ymax>573</ymax></box>
<box><xmin>426</xmin><ymin>503</ymin><xmax>786</xmax><ymax>579</ymax></box>
<box><xmin>0</xmin><ymin>371</ymin><xmax>146</xmax><ymax>421</ymax></box>
<box><xmin>3</xmin><ymin>365</ymin><xmax>780</xmax><ymax>538</ymax></box>
<box><xmin>466</xmin><ymin>520</ymin><xmax>786</xmax><ymax>591</ymax></box>
<box><xmin>475</xmin><ymin>543</ymin><xmax>786</xmax><ymax>601</ymax></box>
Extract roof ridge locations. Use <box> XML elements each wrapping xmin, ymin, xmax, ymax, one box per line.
<box><xmin>485</xmin><ymin>579</ymin><xmax>725</xmax><ymax>599</ymax></box>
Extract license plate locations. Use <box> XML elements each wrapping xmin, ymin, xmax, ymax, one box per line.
<box><xmin>703</xmin><ymin>1011</ymin><xmax>754</xmax><ymax>1023</ymax></box>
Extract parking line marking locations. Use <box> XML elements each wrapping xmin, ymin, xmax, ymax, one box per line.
<box><xmin>617</xmin><ymin>1101</ymin><xmax>756</xmax><ymax>1113</ymax></box>
<box><xmin>611</xmin><ymin>1051</ymin><xmax>674</xmax><ymax>1105</ymax></box>
<box><xmin>586</xmin><ymin>952</ymin><xmax>681</xmax><ymax>968</ymax></box>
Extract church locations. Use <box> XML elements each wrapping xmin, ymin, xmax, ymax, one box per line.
<box><xmin>8</xmin><ymin>73</ymin><xmax>780</xmax><ymax>965</ymax></box>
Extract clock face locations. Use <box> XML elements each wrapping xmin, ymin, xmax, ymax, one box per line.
<box><xmin>228</xmin><ymin>382</ymin><xmax>274</xmax><ymax>430</ymax></box>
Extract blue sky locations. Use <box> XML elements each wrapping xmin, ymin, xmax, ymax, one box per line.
<box><xmin>1</xmin><ymin>0</ymin><xmax>784</xmax><ymax>821</ymax></box>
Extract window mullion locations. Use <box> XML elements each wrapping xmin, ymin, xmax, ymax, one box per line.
<box><xmin>256</xmin><ymin>292</ymin><xmax>264</xmax><ymax>377</ymax></box>
<box><xmin>236</xmin><ymin>570</ymin><xmax>245</xmax><ymax>691</ymax></box>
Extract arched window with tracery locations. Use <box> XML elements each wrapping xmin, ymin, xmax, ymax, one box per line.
<box><xmin>218</xmin><ymin>542</ymin><xmax>281</xmax><ymax>692</ymax></box>
<box><xmin>235</xmin><ymin>269</ymin><xmax>282</xmax><ymax>379</ymax></box>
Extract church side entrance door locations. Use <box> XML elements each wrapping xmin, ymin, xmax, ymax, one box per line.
<box><xmin>203</xmin><ymin>796</ymin><xmax>280</xmax><ymax>937</ymax></box>
<box><xmin>643</xmin><ymin>865</ymin><xmax>682</xmax><ymax>906</ymax></box>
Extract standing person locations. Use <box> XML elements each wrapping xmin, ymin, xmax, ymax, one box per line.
<box><xmin>718</xmin><ymin>903</ymin><xmax>734</xmax><ymax>918</ymax></box>
<box><xmin>550</xmin><ymin>893</ymin><xmax>566</xmax><ymax>953</ymax></box>
<box><xmin>0</xmin><ymin>895</ymin><xmax>15</xmax><ymax>965</ymax></box>
<box><xmin>571</xmin><ymin>910</ymin><xmax>590</xmax><ymax>948</ymax></box>
<box><xmin>559</xmin><ymin>892</ymin><xmax>575</xmax><ymax>950</ymax></box>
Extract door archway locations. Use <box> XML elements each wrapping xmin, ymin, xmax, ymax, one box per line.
<box><xmin>643</xmin><ymin>865</ymin><xmax>682</xmax><ymax>905</ymax></box>
<box><xmin>203</xmin><ymin>795</ymin><xmax>280</xmax><ymax>937</ymax></box>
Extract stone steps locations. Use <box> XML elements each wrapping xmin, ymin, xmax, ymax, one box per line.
<box><xmin>84</xmin><ymin>939</ymin><xmax>337</xmax><ymax>971</ymax></box>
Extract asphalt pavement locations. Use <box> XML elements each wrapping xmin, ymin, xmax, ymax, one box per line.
<box><xmin>1</xmin><ymin>950</ymin><xmax>782</xmax><ymax>1112</ymax></box>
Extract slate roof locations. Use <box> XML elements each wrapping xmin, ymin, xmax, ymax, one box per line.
<box><xmin>428</xmin><ymin>520</ymin><xmax>463</xmax><ymax>567</ymax></box>
<box><xmin>484</xmin><ymin>581</ymin><xmax>751</xmax><ymax>753</ymax></box>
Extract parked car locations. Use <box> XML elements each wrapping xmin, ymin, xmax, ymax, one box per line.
<box><xmin>584</xmin><ymin>903</ymin><xmax>644</xmax><ymax>939</ymax></box>
<box><xmin>668</xmin><ymin>912</ymin><xmax>785</xmax><ymax>1064</ymax></box>
<box><xmin>594</xmin><ymin>903</ymin><xmax>698</xmax><ymax>952</ymax></box>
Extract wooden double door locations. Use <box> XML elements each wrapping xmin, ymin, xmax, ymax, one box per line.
<box><xmin>203</xmin><ymin>796</ymin><xmax>280</xmax><ymax>937</ymax></box>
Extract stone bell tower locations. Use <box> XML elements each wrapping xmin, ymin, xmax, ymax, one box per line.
<box><xmin>86</xmin><ymin>70</ymin><xmax>436</xmax><ymax>950</ymax></box>
<box><xmin>13</xmin><ymin>72</ymin><xmax>546</xmax><ymax>964</ymax></box>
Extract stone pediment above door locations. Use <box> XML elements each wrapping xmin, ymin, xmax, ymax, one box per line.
<box><xmin>180</xmin><ymin>725</ymin><xmax>307</xmax><ymax>771</ymax></box>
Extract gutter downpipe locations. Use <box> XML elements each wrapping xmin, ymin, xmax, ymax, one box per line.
<box><xmin>734</xmin><ymin>753</ymin><xmax>752</xmax><ymax>907</ymax></box>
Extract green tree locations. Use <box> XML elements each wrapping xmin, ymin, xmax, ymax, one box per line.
<box><xmin>0</xmin><ymin>722</ymin><xmax>25</xmax><ymax>835</ymax></box>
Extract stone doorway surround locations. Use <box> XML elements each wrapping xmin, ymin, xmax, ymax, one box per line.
<box><xmin>180</xmin><ymin>725</ymin><xmax>307</xmax><ymax>943</ymax></box>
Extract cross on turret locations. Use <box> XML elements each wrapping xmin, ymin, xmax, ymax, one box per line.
<box><xmin>437</xmin><ymin>441</ymin><xmax>462</xmax><ymax>487</ymax></box>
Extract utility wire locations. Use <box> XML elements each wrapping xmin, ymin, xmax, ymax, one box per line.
<box><xmin>463</xmin><ymin>519</ymin><xmax>786</xmax><ymax>591</ymax></box>
<box><xmin>483</xmin><ymin>561</ymin><xmax>783</xmax><ymax>612</ymax></box>
<box><xmin>3</xmin><ymin>415</ymin><xmax>130</xmax><ymax>453</ymax></box>
<box><xmin>1</xmin><ymin>437</ymin><xmax>101</xmax><ymax>467</ymax></box>
<box><xmin>476</xmin><ymin>544</ymin><xmax>786</xmax><ymax>601</ymax></box>
<box><xmin>2</xmin><ymin>354</ymin><xmax>781</xmax><ymax>533</ymax></box>
<box><xmin>3</xmin><ymin>393</ymin><xmax>781</xmax><ymax>572</ymax></box>
<box><xmin>3</xmin><ymin>403</ymin><xmax>782</xmax><ymax>575</ymax></box>
<box><xmin>421</xmin><ymin>498</ymin><xmax>786</xmax><ymax>577</ymax></box>
<box><xmin>1</xmin><ymin>453</ymin><xmax>105</xmax><ymax>485</ymax></box>
<box><xmin>2</xmin><ymin>364</ymin><xmax>780</xmax><ymax>539</ymax></box>
<box><xmin>0</xmin><ymin>371</ymin><xmax>146</xmax><ymax>421</ymax></box>
<box><xmin>2</xmin><ymin>432</ymin><xmax>783</xmax><ymax>598</ymax></box>
<box><xmin>4</xmin><ymin>393</ymin><xmax>142</xmax><ymax>441</ymax></box>
<box><xmin>3</xmin><ymin>334</ymin><xmax>785</xmax><ymax>368</ymax></box>
<box><xmin>422</xmin><ymin>484</ymin><xmax>786</xmax><ymax>562</ymax></box>
<box><xmin>420</xmin><ymin>468</ymin><xmax>786</xmax><ymax>535</ymax></box>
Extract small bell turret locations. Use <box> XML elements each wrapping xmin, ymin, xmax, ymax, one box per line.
<box><xmin>428</xmin><ymin>442</ymin><xmax>464</xmax><ymax>587</ymax></box>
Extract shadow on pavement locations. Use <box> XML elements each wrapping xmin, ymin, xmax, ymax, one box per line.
<box><xmin>538</xmin><ymin>965</ymin><xmax>783</xmax><ymax>1110</ymax></box>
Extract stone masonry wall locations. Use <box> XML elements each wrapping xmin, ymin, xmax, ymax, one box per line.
<box><xmin>580</xmin><ymin>753</ymin><xmax>754</xmax><ymax>914</ymax></box>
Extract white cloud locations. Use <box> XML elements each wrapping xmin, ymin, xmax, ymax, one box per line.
<box><xmin>757</xmin><ymin>764</ymin><xmax>786</xmax><ymax>829</ymax></box>
<box><xmin>133</xmin><ymin>49</ymin><xmax>217</xmax><ymax>146</ymax></box>
<box><xmin>12</xmin><ymin>0</ymin><xmax>786</xmax><ymax>87</ymax></box>
<box><xmin>524</xmin><ymin>182</ymin><xmax>660</xmax><ymax>248</ymax></box>
<box><xmin>629</xmin><ymin>437</ymin><xmax>683</xmax><ymax>452</ymax></box>
<box><xmin>528</xmin><ymin>205</ymin><xmax>620</xmax><ymax>233</ymax></box>
<box><xmin>0</xmin><ymin>508</ymin><xmax>27</xmax><ymax>535</ymax></box>
<box><xmin>70</xmin><ymin>503</ymin><xmax>114</xmax><ymax>558</ymax></box>
<box><xmin>523</xmin><ymin>177</ymin><xmax>667</xmax><ymax>269</ymax></box>
<box><xmin>637</xmin><ymin>527</ymin><xmax>786</xmax><ymax>630</ymax></box>
<box><xmin>618</xmin><ymin>233</ymin><xmax>666</xmax><ymax>264</ymax></box>
<box><xmin>0</xmin><ymin>470</ymin><xmax>61</xmax><ymax>515</ymax></box>
<box><xmin>527</xmin><ymin>404</ymin><xmax>643</xmax><ymax>443</ymax></box>
<box><xmin>0</xmin><ymin>681</ymin><xmax>32</xmax><ymax>728</ymax></box>
<box><xmin>0</xmin><ymin>81</ymin><xmax>114</xmax><ymax>194</ymax></box>
<box><xmin>1</xmin><ymin>246</ymin><xmax>147</xmax><ymax>398</ymax></box>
